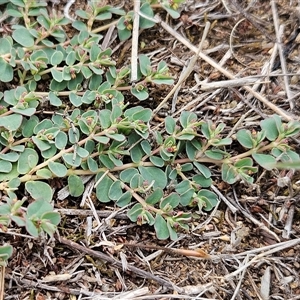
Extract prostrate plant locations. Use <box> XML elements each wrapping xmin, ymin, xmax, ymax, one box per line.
<box><xmin>1</xmin><ymin>0</ymin><xmax>300</xmax><ymax>266</ymax></box>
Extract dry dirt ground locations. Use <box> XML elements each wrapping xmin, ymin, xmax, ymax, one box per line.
<box><xmin>2</xmin><ymin>0</ymin><xmax>300</xmax><ymax>299</ymax></box>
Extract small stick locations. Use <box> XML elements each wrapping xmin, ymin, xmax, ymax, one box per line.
<box><xmin>122</xmin><ymin>243</ymin><xmax>211</xmax><ymax>259</ymax></box>
<box><xmin>57</xmin><ymin>235</ymin><xmax>180</xmax><ymax>291</ymax></box>
<box><xmin>0</xmin><ymin>266</ymin><xmax>5</xmax><ymax>300</ymax></box>
<box><xmin>131</xmin><ymin>0</ymin><xmax>140</xmax><ymax>82</ymax></box>
<box><xmin>200</xmin><ymin>77</ymin><xmax>269</xmax><ymax>90</ymax></box>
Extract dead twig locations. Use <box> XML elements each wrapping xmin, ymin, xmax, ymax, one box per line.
<box><xmin>131</xmin><ymin>0</ymin><xmax>140</xmax><ymax>82</ymax></box>
<box><xmin>271</xmin><ymin>0</ymin><xmax>295</xmax><ymax>109</ymax></box>
<box><xmin>0</xmin><ymin>266</ymin><xmax>4</xmax><ymax>300</ymax></box>
<box><xmin>56</xmin><ymin>208</ymin><xmax>128</xmax><ymax>219</ymax></box>
<box><xmin>57</xmin><ymin>235</ymin><xmax>181</xmax><ymax>291</ymax></box>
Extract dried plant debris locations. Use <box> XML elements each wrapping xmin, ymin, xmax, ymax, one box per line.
<box><xmin>1</xmin><ymin>0</ymin><xmax>300</xmax><ymax>299</ymax></box>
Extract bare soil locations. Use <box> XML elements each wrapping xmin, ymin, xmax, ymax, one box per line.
<box><xmin>2</xmin><ymin>0</ymin><xmax>300</xmax><ymax>299</ymax></box>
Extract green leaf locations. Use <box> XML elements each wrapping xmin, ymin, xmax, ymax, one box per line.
<box><xmin>69</xmin><ymin>92</ymin><xmax>82</xmax><ymax>107</ymax></box>
<box><xmin>105</xmin><ymin>132</ymin><xmax>125</xmax><ymax>142</ymax></box>
<box><xmin>139</xmin><ymin>54</ymin><xmax>151</xmax><ymax>76</ymax></box>
<box><xmin>95</xmin><ymin>172</ymin><xmax>113</xmax><ymax>202</ymax></box>
<box><xmin>87</xmin><ymin>157</ymin><xmax>98</xmax><ymax>173</ymax></box>
<box><xmin>130</xmin><ymin>173</ymin><xmax>144</xmax><ymax>189</ymax></box>
<box><xmin>154</xmin><ymin>214</ymin><xmax>169</xmax><ymax>240</ymax></box>
<box><xmin>55</xmin><ymin>131</ymin><xmax>68</xmax><ymax>149</ymax></box>
<box><xmin>93</xmin><ymin>136</ymin><xmax>110</xmax><ymax>144</ymax></box>
<box><xmin>221</xmin><ymin>163</ymin><xmax>237</xmax><ymax>184</ymax></box>
<box><xmin>160</xmin><ymin>193</ymin><xmax>180</xmax><ymax>210</ymax></box>
<box><xmin>66</xmin><ymin>51</ymin><xmax>76</xmax><ymax>66</ymax></box>
<box><xmin>72</xmin><ymin>20</ymin><xmax>88</xmax><ymax>31</ymax></box>
<box><xmin>99</xmin><ymin>154</ymin><xmax>115</xmax><ymax>169</ymax></box>
<box><xmin>12</xmin><ymin>27</ymin><xmax>34</xmax><ymax>47</ymax></box>
<box><xmin>25</xmin><ymin>218</ymin><xmax>39</xmax><ymax>237</ymax></box>
<box><xmin>27</xmin><ymin>199</ymin><xmax>53</xmax><ymax>218</ymax></box>
<box><xmin>211</xmin><ymin>137</ymin><xmax>232</xmax><ymax>146</ymax></box>
<box><xmin>130</xmin><ymin>143</ymin><xmax>144</xmax><ymax>163</ymax></box>
<box><xmin>179</xmin><ymin>188</ymin><xmax>194</xmax><ymax>206</ymax></box>
<box><xmin>62</xmin><ymin>153</ymin><xmax>82</xmax><ymax>167</ymax></box>
<box><xmin>36</xmin><ymin>168</ymin><xmax>52</xmax><ymax>179</ymax></box>
<box><xmin>272</xmin><ymin>148</ymin><xmax>300</xmax><ymax>162</ymax></box>
<box><xmin>165</xmin><ymin>116</ymin><xmax>176</xmax><ymax>134</ymax></box>
<box><xmin>0</xmin><ymin>114</ymin><xmax>22</xmax><ymax>131</ymax></box>
<box><xmin>162</xmin><ymin>5</ymin><xmax>180</xmax><ymax>19</ymax></box>
<box><xmin>234</xmin><ymin>157</ymin><xmax>253</xmax><ymax>168</ymax></box>
<box><xmin>116</xmin><ymin>191</ymin><xmax>132</xmax><ymax>207</ymax></box>
<box><xmin>0</xmin><ymin>163</ymin><xmax>19</xmax><ymax>181</ymax></box>
<box><xmin>81</xmin><ymin>66</ymin><xmax>93</xmax><ymax>79</ymax></box>
<box><xmin>11</xmin><ymin>107</ymin><xmax>36</xmax><ymax>117</ymax></box>
<box><xmin>32</xmin><ymin>136</ymin><xmax>51</xmax><ymax>152</ymax></box>
<box><xmin>138</xmin><ymin>166</ymin><xmax>167</xmax><ymax>189</ymax></box>
<box><xmin>0</xmin><ymin>38</ymin><xmax>12</xmax><ymax>55</ymax></box>
<box><xmin>51</xmin><ymin>51</ymin><xmax>64</xmax><ymax>65</ymax></box>
<box><xmin>22</xmin><ymin>115</ymin><xmax>39</xmax><ymax>137</ymax></box>
<box><xmin>68</xmin><ymin>175</ymin><xmax>84</xmax><ymax>197</ymax></box>
<box><xmin>181</xmin><ymin>163</ymin><xmax>193</xmax><ymax>172</ymax></box>
<box><xmin>139</xmin><ymin>3</ymin><xmax>156</xmax><ymax>29</ymax></box>
<box><xmin>151</xmin><ymin>77</ymin><xmax>174</xmax><ymax>85</ymax></box>
<box><xmin>166</xmin><ymin>220</ymin><xmax>178</xmax><ymax>240</ymax></box>
<box><xmin>127</xmin><ymin>203</ymin><xmax>143</xmax><ymax>222</ymax></box>
<box><xmin>120</xmin><ymin>168</ymin><xmax>139</xmax><ymax>182</ymax></box>
<box><xmin>276</xmin><ymin>161</ymin><xmax>300</xmax><ymax>169</ymax></box>
<box><xmin>180</xmin><ymin>111</ymin><xmax>197</xmax><ymax>128</ymax></box>
<box><xmin>40</xmin><ymin>219</ymin><xmax>58</xmax><ymax>236</ymax></box>
<box><xmin>41</xmin><ymin>211</ymin><xmax>61</xmax><ymax>226</ymax></box>
<box><xmin>193</xmin><ymin>174</ymin><xmax>212</xmax><ymax>188</ymax></box>
<box><xmin>236</xmin><ymin>129</ymin><xmax>254</xmax><ymax>149</ymax></box>
<box><xmin>76</xmin><ymin>147</ymin><xmax>89</xmax><ymax>158</ymax></box>
<box><xmin>17</xmin><ymin>148</ymin><xmax>39</xmax><ymax>174</ymax></box>
<box><xmin>0</xmin><ymin>58</ymin><xmax>13</xmax><ymax>82</ymax></box>
<box><xmin>175</xmin><ymin>180</ymin><xmax>191</xmax><ymax>194</ymax></box>
<box><xmin>0</xmin><ymin>244</ymin><xmax>13</xmax><ymax>265</ymax></box>
<box><xmin>99</xmin><ymin>109</ymin><xmax>112</xmax><ymax>129</ymax></box>
<box><xmin>252</xmin><ymin>153</ymin><xmax>276</xmax><ymax>170</ymax></box>
<box><xmin>205</xmin><ymin>149</ymin><xmax>226</xmax><ymax>160</ymax></box>
<box><xmin>197</xmin><ymin>190</ymin><xmax>218</xmax><ymax>211</ymax></box>
<box><xmin>108</xmin><ymin>180</ymin><xmax>123</xmax><ymax>200</ymax></box>
<box><xmin>51</xmin><ymin>69</ymin><xmax>64</xmax><ymax>82</ymax></box>
<box><xmin>145</xmin><ymin>188</ymin><xmax>163</xmax><ymax>205</ymax></box>
<box><xmin>132</xmin><ymin>108</ymin><xmax>152</xmax><ymax>122</ymax></box>
<box><xmin>140</xmin><ymin>140</ymin><xmax>151</xmax><ymax>155</ymax></box>
<box><xmin>25</xmin><ymin>181</ymin><xmax>53</xmax><ymax>202</ymax></box>
<box><xmin>193</xmin><ymin>162</ymin><xmax>211</xmax><ymax>178</ymax></box>
<box><xmin>0</xmin><ymin>160</ymin><xmax>12</xmax><ymax>173</ymax></box>
<box><xmin>150</xmin><ymin>156</ymin><xmax>164</xmax><ymax>167</ymax></box>
<box><xmin>131</xmin><ymin>86</ymin><xmax>149</xmax><ymax>100</ymax></box>
<box><xmin>48</xmin><ymin>161</ymin><xmax>67</xmax><ymax>177</ymax></box>
<box><xmin>0</xmin><ymin>152</ymin><xmax>19</xmax><ymax>162</ymax></box>
<box><xmin>260</xmin><ymin>115</ymin><xmax>280</xmax><ymax>141</ymax></box>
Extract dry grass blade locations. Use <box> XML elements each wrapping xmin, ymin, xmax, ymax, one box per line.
<box><xmin>224</xmin><ymin>238</ymin><xmax>300</xmax><ymax>279</ymax></box>
<box><xmin>131</xmin><ymin>0</ymin><xmax>140</xmax><ymax>82</ymax></box>
<box><xmin>156</xmin><ymin>16</ymin><xmax>294</xmax><ymax>121</ymax></box>
<box><xmin>0</xmin><ymin>266</ymin><xmax>4</xmax><ymax>300</ymax></box>
<box><xmin>271</xmin><ymin>0</ymin><xmax>294</xmax><ymax>109</ymax></box>
<box><xmin>260</xmin><ymin>266</ymin><xmax>271</xmax><ymax>300</ymax></box>
<box><xmin>153</xmin><ymin>21</ymin><xmax>211</xmax><ymax>115</ymax></box>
